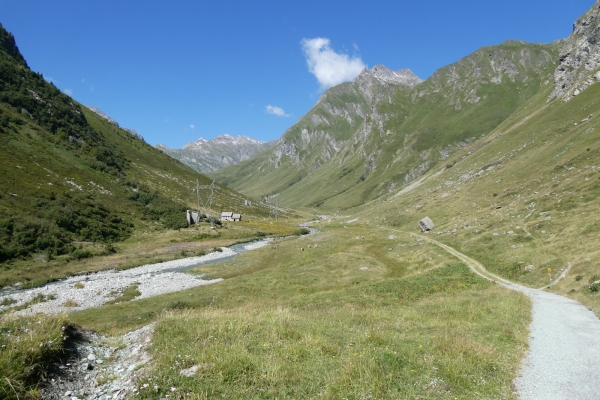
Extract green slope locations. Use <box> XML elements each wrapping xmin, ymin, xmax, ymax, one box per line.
<box><xmin>0</xmin><ymin>23</ymin><xmax>268</xmax><ymax>265</ymax></box>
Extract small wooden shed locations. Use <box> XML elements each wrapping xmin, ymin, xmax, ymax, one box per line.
<box><xmin>220</xmin><ymin>212</ymin><xmax>242</xmax><ymax>222</ymax></box>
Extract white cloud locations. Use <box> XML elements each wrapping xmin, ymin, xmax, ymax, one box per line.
<box><xmin>63</xmin><ymin>88</ymin><xmax>73</xmax><ymax>96</ymax></box>
<box><xmin>265</xmin><ymin>105</ymin><xmax>289</xmax><ymax>117</ymax></box>
<box><xmin>190</xmin><ymin>124</ymin><xmax>195</xmax><ymax>129</ymax></box>
<box><xmin>301</xmin><ymin>37</ymin><xmax>366</xmax><ymax>90</ymax></box>
<box><xmin>43</xmin><ymin>75</ymin><xmax>57</xmax><ymax>83</ymax></box>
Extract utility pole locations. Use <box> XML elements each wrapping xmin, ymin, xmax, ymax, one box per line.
<box><xmin>196</xmin><ymin>179</ymin><xmax>201</xmax><ymax>225</ymax></box>
<box><xmin>207</xmin><ymin>179</ymin><xmax>215</xmax><ymax>228</ymax></box>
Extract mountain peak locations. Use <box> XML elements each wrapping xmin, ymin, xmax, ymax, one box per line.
<box><xmin>356</xmin><ymin>65</ymin><xmax>422</xmax><ymax>87</ymax></box>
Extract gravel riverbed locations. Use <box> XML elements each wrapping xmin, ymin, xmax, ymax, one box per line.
<box><xmin>0</xmin><ymin>239</ymin><xmax>272</xmax><ymax>316</ymax></box>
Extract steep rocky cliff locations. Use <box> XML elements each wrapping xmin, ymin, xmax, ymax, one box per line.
<box><xmin>550</xmin><ymin>0</ymin><xmax>600</xmax><ymax>101</ymax></box>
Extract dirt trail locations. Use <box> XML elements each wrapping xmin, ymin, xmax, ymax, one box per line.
<box><xmin>383</xmin><ymin>229</ymin><xmax>600</xmax><ymax>399</ymax></box>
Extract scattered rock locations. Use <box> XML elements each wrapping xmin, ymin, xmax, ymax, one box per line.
<box><xmin>180</xmin><ymin>365</ymin><xmax>199</xmax><ymax>377</ymax></box>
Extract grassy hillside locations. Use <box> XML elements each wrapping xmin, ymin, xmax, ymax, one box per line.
<box><xmin>211</xmin><ymin>41</ymin><xmax>559</xmax><ymax>212</ymax></box>
<box><xmin>352</xmin><ymin>76</ymin><xmax>600</xmax><ymax>313</ymax></box>
<box><xmin>0</xmin><ymin>23</ymin><xmax>276</xmax><ymax>286</ymax></box>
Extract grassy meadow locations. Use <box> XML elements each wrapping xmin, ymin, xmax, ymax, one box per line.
<box><xmin>54</xmin><ymin>224</ymin><xmax>531</xmax><ymax>399</ymax></box>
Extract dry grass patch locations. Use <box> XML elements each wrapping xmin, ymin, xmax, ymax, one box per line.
<box><xmin>0</xmin><ymin>315</ymin><xmax>69</xmax><ymax>399</ymax></box>
<box><xmin>61</xmin><ymin>299</ymin><xmax>78</xmax><ymax>308</ymax></box>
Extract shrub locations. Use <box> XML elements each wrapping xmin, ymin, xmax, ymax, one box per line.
<box><xmin>0</xmin><ymin>297</ymin><xmax>16</xmax><ymax>306</ymax></box>
<box><xmin>166</xmin><ymin>300</ymin><xmax>193</xmax><ymax>311</ymax></box>
<box><xmin>69</xmin><ymin>248</ymin><xmax>92</xmax><ymax>261</ymax></box>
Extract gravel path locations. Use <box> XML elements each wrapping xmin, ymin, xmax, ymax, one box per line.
<box><xmin>0</xmin><ymin>239</ymin><xmax>272</xmax><ymax>316</ymax></box>
<box><xmin>406</xmin><ymin>232</ymin><xmax>600</xmax><ymax>400</ymax></box>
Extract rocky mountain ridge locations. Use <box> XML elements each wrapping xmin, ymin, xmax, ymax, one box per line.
<box><xmin>156</xmin><ymin>134</ymin><xmax>276</xmax><ymax>173</ymax></box>
<box><xmin>356</xmin><ymin>65</ymin><xmax>423</xmax><ymax>86</ymax></box>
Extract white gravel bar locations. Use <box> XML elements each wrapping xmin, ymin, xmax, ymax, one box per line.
<box><xmin>0</xmin><ymin>240</ymin><xmax>272</xmax><ymax>316</ymax></box>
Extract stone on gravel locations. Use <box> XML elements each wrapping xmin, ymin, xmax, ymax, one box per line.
<box><xmin>87</xmin><ymin>354</ymin><xmax>96</xmax><ymax>361</ymax></box>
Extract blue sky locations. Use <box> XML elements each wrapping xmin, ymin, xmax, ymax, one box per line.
<box><xmin>0</xmin><ymin>0</ymin><xmax>594</xmax><ymax>147</ymax></box>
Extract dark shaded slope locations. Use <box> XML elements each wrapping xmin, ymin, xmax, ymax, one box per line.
<box><xmin>0</xmin><ymin>24</ymin><xmax>265</xmax><ymax>264</ymax></box>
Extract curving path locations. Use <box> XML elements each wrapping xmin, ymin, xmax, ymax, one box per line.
<box><xmin>384</xmin><ymin>228</ymin><xmax>600</xmax><ymax>399</ymax></box>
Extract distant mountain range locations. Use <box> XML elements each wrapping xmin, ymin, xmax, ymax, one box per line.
<box><xmin>156</xmin><ymin>134</ymin><xmax>277</xmax><ymax>173</ymax></box>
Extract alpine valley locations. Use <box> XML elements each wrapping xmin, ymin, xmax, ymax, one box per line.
<box><xmin>2</xmin><ymin>2</ymin><xmax>600</xmax><ymax>400</ymax></box>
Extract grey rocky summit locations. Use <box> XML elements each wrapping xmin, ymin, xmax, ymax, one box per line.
<box><xmin>355</xmin><ymin>65</ymin><xmax>423</xmax><ymax>87</ymax></box>
<box><xmin>156</xmin><ymin>134</ymin><xmax>276</xmax><ymax>173</ymax></box>
<box><xmin>550</xmin><ymin>0</ymin><xmax>600</xmax><ymax>100</ymax></box>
